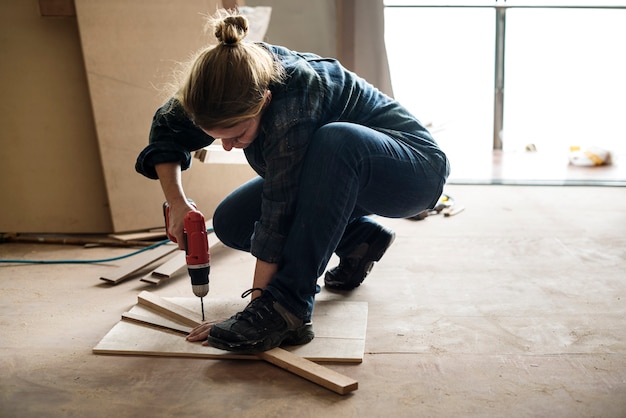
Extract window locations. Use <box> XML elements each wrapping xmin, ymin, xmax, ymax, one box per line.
<box><xmin>385</xmin><ymin>2</ymin><xmax>626</xmax><ymax>183</ymax></box>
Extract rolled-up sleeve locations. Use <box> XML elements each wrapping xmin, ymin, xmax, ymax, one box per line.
<box><xmin>135</xmin><ymin>98</ymin><xmax>215</xmax><ymax>179</ymax></box>
<box><xmin>248</xmin><ymin>116</ymin><xmax>319</xmax><ymax>263</ymax></box>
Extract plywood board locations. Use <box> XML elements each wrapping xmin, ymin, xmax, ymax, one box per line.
<box><xmin>74</xmin><ymin>0</ymin><xmax>256</xmax><ymax>232</ymax></box>
<box><xmin>94</xmin><ymin>297</ymin><xmax>367</xmax><ymax>363</ymax></box>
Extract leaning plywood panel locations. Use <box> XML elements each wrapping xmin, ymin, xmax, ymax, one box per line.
<box><xmin>1</xmin><ymin>1</ymin><xmax>111</xmax><ymax>233</ymax></box>
<box><xmin>74</xmin><ymin>0</ymin><xmax>255</xmax><ymax>232</ymax></box>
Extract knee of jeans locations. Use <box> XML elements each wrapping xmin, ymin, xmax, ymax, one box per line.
<box><xmin>212</xmin><ymin>204</ymin><xmax>247</xmax><ymax>251</ymax></box>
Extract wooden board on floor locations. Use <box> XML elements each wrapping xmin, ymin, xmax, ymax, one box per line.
<box><xmin>140</xmin><ymin>230</ymin><xmax>220</xmax><ymax>286</ymax></box>
<box><xmin>94</xmin><ymin>292</ymin><xmax>363</xmax><ymax>394</ymax></box>
<box><xmin>99</xmin><ymin>244</ymin><xmax>178</xmax><ymax>284</ymax></box>
<box><xmin>109</xmin><ymin>230</ymin><xmax>167</xmax><ymax>242</ymax></box>
<box><xmin>139</xmin><ymin>252</ymin><xmax>187</xmax><ymax>285</ymax></box>
<box><xmin>94</xmin><ymin>296</ymin><xmax>367</xmax><ymax>364</ymax></box>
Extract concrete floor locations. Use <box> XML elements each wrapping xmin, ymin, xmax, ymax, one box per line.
<box><xmin>1</xmin><ymin>185</ymin><xmax>625</xmax><ymax>417</ymax></box>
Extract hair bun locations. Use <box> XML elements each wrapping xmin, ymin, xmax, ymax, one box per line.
<box><xmin>215</xmin><ymin>15</ymin><xmax>249</xmax><ymax>46</ymax></box>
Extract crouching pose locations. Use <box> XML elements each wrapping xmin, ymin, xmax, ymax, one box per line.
<box><xmin>135</xmin><ymin>11</ymin><xmax>449</xmax><ymax>353</ymax></box>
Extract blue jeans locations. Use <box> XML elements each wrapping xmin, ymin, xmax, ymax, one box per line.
<box><xmin>213</xmin><ymin>122</ymin><xmax>448</xmax><ymax>321</ymax></box>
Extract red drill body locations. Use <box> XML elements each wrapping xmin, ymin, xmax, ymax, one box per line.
<box><xmin>163</xmin><ymin>203</ymin><xmax>210</xmax><ymax>319</ymax></box>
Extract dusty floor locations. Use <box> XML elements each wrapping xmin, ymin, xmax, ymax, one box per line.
<box><xmin>1</xmin><ymin>185</ymin><xmax>625</xmax><ymax>417</ymax></box>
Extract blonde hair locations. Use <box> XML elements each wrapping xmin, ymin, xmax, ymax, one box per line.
<box><xmin>178</xmin><ymin>11</ymin><xmax>284</xmax><ymax>130</ymax></box>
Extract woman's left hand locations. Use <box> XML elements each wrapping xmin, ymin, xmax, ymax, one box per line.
<box><xmin>186</xmin><ymin>321</ymin><xmax>219</xmax><ymax>345</ymax></box>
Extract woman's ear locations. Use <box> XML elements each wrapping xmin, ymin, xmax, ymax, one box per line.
<box><xmin>263</xmin><ymin>90</ymin><xmax>272</xmax><ymax>108</ymax></box>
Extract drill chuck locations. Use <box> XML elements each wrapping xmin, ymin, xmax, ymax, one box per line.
<box><xmin>188</xmin><ymin>265</ymin><xmax>210</xmax><ymax>298</ymax></box>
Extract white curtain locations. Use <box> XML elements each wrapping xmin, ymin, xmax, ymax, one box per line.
<box><xmin>337</xmin><ymin>0</ymin><xmax>394</xmax><ymax>98</ymax></box>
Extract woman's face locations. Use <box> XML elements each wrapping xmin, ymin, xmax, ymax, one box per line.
<box><xmin>203</xmin><ymin>91</ymin><xmax>271</xmax><ymax>152</ymax></box>
<box><xmin>203</xmin><ymin>113</ymin><xmax>262</xmax><ymax>151</ymax></box>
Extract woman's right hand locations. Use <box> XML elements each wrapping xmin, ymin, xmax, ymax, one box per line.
<box><xmin>166</xmin><ymin>200</ymin><xmax>198</xmax><ymax>250</ymax></box>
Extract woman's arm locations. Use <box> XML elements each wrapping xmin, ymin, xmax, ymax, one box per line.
<box><xmin>155</xmin><ymin>162</ymin><xmax>196</xmax><ymax>249</ymax></box>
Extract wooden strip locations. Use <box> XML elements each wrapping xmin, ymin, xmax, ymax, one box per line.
<box><xmin>137</xmin><ymin>290</ymin><xmax>203</xmax><ymax>327</ymax></box>
<box><xmin>140</xmin><ymin>231</ymin><xmax>220</xmax><ymax>286</ymax></box>
<box><xmin>109</xmin><ymin>230</ymin><xmax>167</xmax><ymax>242</ymax></box>
<box><xmin>121</xmin><ymin>311</ymin><xmax>192</xmax><ymax>335</ymax></box>
<box><xmin>140</xmin><ymin>252</ymin><xmax>186</xmax><ymax>285</ymax></box>
<box><xmin>100</xmin><ymin>300</ymin><xmax>366</xmax><ymax>363</ymax></box>
<box><xmin>99</xmin><ymin>244</ymin><xmax>178</xmax><ymax>284</ymax></box>
<box><xmin>258</xmin><ymin>349</ymin><xmax>358</xmax><ymax>395</ymax></box>
<box><xmin>137</xmin><ymin>291</ymin><xmax>358</xmax><ymax>395</ymax></box>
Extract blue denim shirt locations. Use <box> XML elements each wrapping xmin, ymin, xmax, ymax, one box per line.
<box><xmin>136</xmin><ymin>43</ymin><xmax>448</xmax><ymax>263</ymax></box>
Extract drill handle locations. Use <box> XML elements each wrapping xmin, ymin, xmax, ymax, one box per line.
<box><xmin>163</xmin><ymin>200</ymin><xmax>196</xmax><ymax>244</ymax></box>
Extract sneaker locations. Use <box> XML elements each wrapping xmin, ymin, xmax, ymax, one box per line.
<box><xmin>207</xmin><ymin>289</ymin><xmax>314</xmax><ymax>353</ymax></box>
<box><xmin>324</xmin><ymin>225</ymin><xmax>395</xmax><ymax>291</ymax></box>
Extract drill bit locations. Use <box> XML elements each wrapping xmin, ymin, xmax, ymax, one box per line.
<box><xmin>201</xmin><ymin>297</ymin><xmax>205</xmax><ymax>321</ymax></box>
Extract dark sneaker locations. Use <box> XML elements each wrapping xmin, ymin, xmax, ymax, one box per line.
<box><xmin>207</xmin><ymin>289</ymin><xmax>314</xmax><ymax>353</ymax></box>
<box><xmin>324</xmin><ymin>225</ymin><xmax>395</xmax><ymax>291</ymax></box>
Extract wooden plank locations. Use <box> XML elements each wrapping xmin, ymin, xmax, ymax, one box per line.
<box><xmin>99</xmin><ymin>244</ymin><xmax>177</xmax><ymax>284</ymax></box>
<box><xmin>109</xmin><ymin>230</ymin><xmax>167</xmax><ymax>242</ymax></box>
<box><xmin>132</xmin><ymin>291</ymin><xmax>359</xmax><ymax>395</ymax></box>
<box><xmin>121</xmin><ymin>311</ymin><xmax>192</xmax><ymax>335</ymax></box>
<box><xmin>137</xmin><ymin>290</ymin><xmax>203</xmax><ymax>327</ymax></box>
<box><xmin>99</xmin><ymin>299</ymin><xmax>366</xmax><ymax>363</ymax></box>
<box><xmin>139</xmin><ymin>252</ymin><xmax>186</xmax><ymax>285</ymax></box>
<box><xmin>74</xmin><ymin>0</ymin><xmax>256</xmax><ymax>232</ymax></box>
<box><xmin>139</xmin><ymin>230</ymin><xmax>219</xmax><ymax>286</ymax></box>
<box><xmin>258</xmin><ymin>349</ymin><xmax>358</xmax><ymax>395</ymax></box>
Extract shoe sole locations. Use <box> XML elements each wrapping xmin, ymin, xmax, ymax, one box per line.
<box><xmin>325</xmin><ymin>229</ymin><xmax>396</xmax><ymax>291</ymax></box>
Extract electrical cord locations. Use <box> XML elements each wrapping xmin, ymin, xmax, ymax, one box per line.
<box><xmin>0</xmin><ymin>228</ymin><xmax>214</xmax><ymax>265</ymax></box>
<box><xmin>0</xmin><ymin>239</ymin><xmax>171</xmax><ymax>265</ymax></box>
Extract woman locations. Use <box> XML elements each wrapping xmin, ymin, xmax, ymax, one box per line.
<box><xmin>135</xmin><ymin>11</ymin><xmax>449</xmax><ymax>353</ymax></box>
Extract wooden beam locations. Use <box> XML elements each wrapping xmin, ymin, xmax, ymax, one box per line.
<box><xmin>119</xmin><ymin>307</ymin><xmax>362</xmax><ymax>394</ymax></box>
<box><xmin>140</xmin><ymin>252</ymin><xmax>187</xmax><ymax>285</ymax></box>
<box><xmin>137</xmin><ymin>290</ymin><xmax>203</xmax><ymax>327</ymax></box>
<box><xmin>140</xmin><ymin>230</ymin><xmax>220</xmax><ymax>286</ymax></box>
<box><xmin>99</xmin><ymin>244</ymin><xmax>178</xmax><ymax>284</ymax></box>
<box><xmin>121</xmin><ymin>311</ymin><xmax>192</xmax><ymax>335</ymax></box>
<box><xmin>135</xmin><ymin>291</ymin><xmax>358</xmax><ymax>395</ymax></box>
<box><xmin>258</xmin><ymin>349</ymin><xmax>358</xmax><ymax>395</ymax></box>
<box><xmin>109</xmin><ymin>230</ymin><xmax>167</xmax><ymax>242</ymax></box>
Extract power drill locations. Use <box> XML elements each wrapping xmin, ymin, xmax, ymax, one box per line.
<box><xmin>163</xmin><ymin>202</ymin><xmax>210</xmax><ymax>321</ymax></box>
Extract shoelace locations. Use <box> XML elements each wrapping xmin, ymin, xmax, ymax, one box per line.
<box><xmin>241</xmin><ymin>288</ymin><xmax>264</xmax><ymax>299</ymax></box>
<box><xmin>236</xmin><ymin>288</ymin><xmax>276</xmax><ymax>324</ymax></box>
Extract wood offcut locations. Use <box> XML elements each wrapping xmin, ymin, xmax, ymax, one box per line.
<box><xmin>133</xmin><ymin>291</ymin><xmax>358</xmax><ymax>395</ymax></box>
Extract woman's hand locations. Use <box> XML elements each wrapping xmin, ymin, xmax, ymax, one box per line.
<box><xmin>186</xmin><ymin>321</ymin><xmax>219</xmax><ymax>346</ymax></box>
<box><xmin>166</xmin><ymin>200</ymin><xmax>197</xmax><ymax>250</ymax></box>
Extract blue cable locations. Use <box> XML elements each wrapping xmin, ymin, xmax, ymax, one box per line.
<box><xmin>0</xmin><ymin>239</ymin><xmax>172</xmax><ymax>265</ymax></box>
<box><xmin>0</xmin><ymin>228</ymin><xmax>214</xmax><ymax>265</ymax></box>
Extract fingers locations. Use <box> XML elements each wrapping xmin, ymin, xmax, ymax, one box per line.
<box><xmin>186</xmin><ymin>320</ymin><xmax>220</xmax><ymax>342</ymax></box>
<box><xmin>186</xmin><ymin>323</ymin><xmax>212</xmax><ymax>341</ymax></box>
